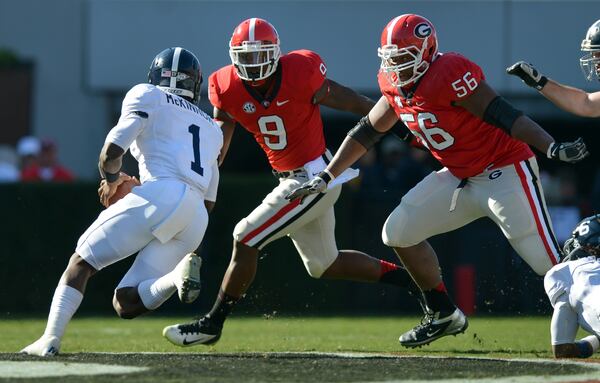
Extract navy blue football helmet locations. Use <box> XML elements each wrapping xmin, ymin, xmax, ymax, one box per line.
<box><xmin>580</xmin><ymin>19</ymin><xmax>600</xmax><ymax>81</ymax></box>
<box><xmin>148</xmin><ymin>47</ymin><xmax>202</xmax><ymax>104</ymax></box>
<box><xmin>562</xmin><ymin>214</ymin><xmax>600</xmax><ymax>262</ymax></box>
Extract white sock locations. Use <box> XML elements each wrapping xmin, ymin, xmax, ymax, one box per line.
<box><xmin>43</xmin><ymin>284</ymin><xmax>83</xmax><ymax>339</ymax></box>
<box><xmin>137</xmin><ymin>273</ymin><xmax>176</xmax><ymax>310</ymax></box>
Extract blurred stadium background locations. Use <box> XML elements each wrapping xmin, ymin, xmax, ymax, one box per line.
<box><xmin>1</xmin><ymin>0</ymin><xmax>600</xmax><ymax>323</ymax></box>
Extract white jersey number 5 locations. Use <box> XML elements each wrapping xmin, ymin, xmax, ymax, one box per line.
<box><xmin>399</xmin><ymin>112</ymin><xmax>455</xmax><ymax>150</ymax></box>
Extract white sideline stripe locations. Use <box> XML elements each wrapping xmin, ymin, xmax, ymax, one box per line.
<box><xmin>0</xmin><ymin>361</ymin><xmax>147</xmax><ymax>378</ymax></box>
<box><xmin>7</xmin><ymin>352</ymin><xmax>598</xmax><ymax>383</ymax></box>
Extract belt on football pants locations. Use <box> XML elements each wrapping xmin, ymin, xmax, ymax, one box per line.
<box><xmin>271</xmin><ymin>152</ymin><xmax>331</xmax><ymax>180</ymax></box>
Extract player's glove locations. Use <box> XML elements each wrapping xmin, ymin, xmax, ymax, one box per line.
<box><xmin>547</xmin><ymin>137</ymin><xmax>590</xmax><ymax>163</ymax></box>
<box><xmin>506</xmin><ymin>61</ymin><xmax>548</xmax><ymax>90</ymax></box>
<box><xmin>285</xmin><ymin>171</ymin><xmax>332</xmax><ymax>204</ymax></box>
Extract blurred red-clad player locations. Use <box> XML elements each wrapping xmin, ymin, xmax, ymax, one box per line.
<box><xmin>163</xmin><ymin>18</ymin><xmax>425</xmax><ymax>347</ymax></box>
<box><xmin>288</xmin><ymin>14</ymin><xmax>590</xmax><ymax>347</ymax></box>
<box><xmin>21</xmin><ymin>139</ymin><xmax>74</xmax><ymax>182</ymax></box>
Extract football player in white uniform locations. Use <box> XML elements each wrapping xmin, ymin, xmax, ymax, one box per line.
<box><xmin>507</xmin><ymin>19</ymin><xmax>600</xmax><ymax>118</ymax></box>
<box><xmin>544</xmin><ymin>215</ymin><xmax>600</xmax><ymax>358</ymax></box>
<box><xmin>21</xmin><ymin>47</ymin><xmax>223</xmax><ymax>357</ymax></box>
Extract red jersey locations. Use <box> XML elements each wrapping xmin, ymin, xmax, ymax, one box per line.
<box><xmin>209</xmin><ymin>50</ymin><xmax>327</xmax><ymax>171</ymax></box>
<box><xmin>379</xmin><ymin>52</ymin><xmax>533</xmax><ymax>179</ymax></box>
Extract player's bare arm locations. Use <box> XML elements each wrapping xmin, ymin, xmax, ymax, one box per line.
<box><xmin>541</xmin><ymin>81</ymin><xmax>600</xmax><ymax>118</ymax></box>
<box><xmin>455</xmin><ymin>80</ymin><xmax>589</xmax><ymax>163</ymax></box>
<box><xmin>214</xmin><ymin>107</ymin><xmax>236</xmax><ymax>166</ymax></box>
<box><xmin>507</xmin><ymin>61</ymin><xmax>600</xmax><ymax>118</ymax></box>
<box><xmin>315</xmin><ymin>79</ymin><xmax>375</xmax><ymax>116</ymax></box>
<box><xmin>98</xmin><ymin>142</ymin><xmax>129</xmax><ymax>207</ymax></box>
<box><xmin>286</xmin><ymin>97</ymin><xmax>396</xmax><ymax>202</ymax></box>
<box><xmin>328</xmin><ymin>96</ymin><xmax>397</xmax><ymax>177</ymax></box>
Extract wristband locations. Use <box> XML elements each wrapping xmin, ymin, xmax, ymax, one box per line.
<box><xmin>317</xmin><ymin>169</ymin><xmax>335</xmax><ymax>184</ymax></box>
<box><xmin>104</xmin><ymin>171</ymin><xmax>120</xmax><ymax>183</ymax></box>
<box><xmin>537</xmin><ymin>76</ymin><xmax>548</xmax><ymax>90</ymax></box>
<box><xmin>575</xmin><ymin>340</ymin><xmax>594</xmax><ymax>358</ymax></box>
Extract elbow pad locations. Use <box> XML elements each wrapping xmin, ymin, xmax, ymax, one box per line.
<box><xmin>347</xmin><ymin>116</ymin><xmax>386</xmax><ymax>150</ymax></box>
<box><xmin>483</xmin><ymin>96</ymin><xmax>523</xmax><ymax>135</ymax></box>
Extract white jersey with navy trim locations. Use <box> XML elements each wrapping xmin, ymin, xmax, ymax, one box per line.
<box><xmin>106</xmin><ymin>83</ymin><xmax>223</xmax><ymax>195</ymax></box>
<box><xmin>544</xmin><ymin>256</ymin><xmax>600</xmax><ymax>307</ymax></box>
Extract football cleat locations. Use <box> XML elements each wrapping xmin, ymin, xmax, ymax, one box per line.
<box><xmin>162</xmin><ymin>316</ymin><xmax>222</xmax><ymax>347</ymax></box>
<box><xmin>172</xmin><ymin>253</ymin><xmax>202</xmax><ymax>304</ymax></box>
<box><xmin>399</xmin><ymin>308</ymin><xmax>468</xmax><ymax>348</ymax></box>
<box><xmin>20</xmin><ymin>335</ymin><xmax>61</xmax><ymax>357</ymax></box>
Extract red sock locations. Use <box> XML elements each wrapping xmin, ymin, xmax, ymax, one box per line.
<box><xmin>433</xmin><ymin>281</ymin><xmax>447</xmax><ymax>293</ymax></box>
<box><xmin>379</xmin><ymin>259</ymin><xmax>399</xmax><ymax>277</ymax></box>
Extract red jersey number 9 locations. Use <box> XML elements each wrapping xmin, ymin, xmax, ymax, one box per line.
<box><xmin>258</xmin><ymin>115</ymin><xmax>287</xmax><ymax>150</ymax></box>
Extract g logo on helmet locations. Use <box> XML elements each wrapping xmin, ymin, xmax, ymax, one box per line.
<box><xmin>414</xmin><ymin>23</ymin><xmax>432</xmax><ymax>39</ymax></box>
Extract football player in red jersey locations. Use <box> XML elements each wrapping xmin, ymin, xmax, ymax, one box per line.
<box><xmin>288</xmin><ymin>14</ymin><xmax>590</xmax><ymax>348</ymax></box>
<box><xmin>507</xmin><ymin>19</ymin><xmax>600</xmax><ymax>117</ymax></box>
<box><xmin>162</xmin><ymin>17</ymin><xmax>424</xmax><ymax>347</ymax></box>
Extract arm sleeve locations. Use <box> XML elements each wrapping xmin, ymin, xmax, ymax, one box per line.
<box><xmin>204</xmin><ymin>163</ymin><xmax>219</xmax><ymax>202</ymax></box>
<box><xmin>551</xmin><ymin>293</ymin><xmax>579</xmax><ymax>345</ymax></box>
<box><xmin>430</xmin><ymin>54</ymin><xmax>485</xmax><ymax>105</ymax></box>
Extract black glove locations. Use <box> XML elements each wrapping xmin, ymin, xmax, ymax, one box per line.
<box><xmin>285</xmin><ymin>172</ymin><xmax>331</xmax><ymax>204</ymax></box>
<box><xmin>547</xmin><ymin>137</ymin><xmax>590</xmax><ymax>163</ymax></box>
<box><xmin>506</xmin><ymin>61</ymin><xmax>548</xmax><ymax>90</ymax></box>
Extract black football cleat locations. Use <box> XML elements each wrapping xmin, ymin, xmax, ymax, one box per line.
<box><xmin>399</xmin><ymin>308</ymin><xmax>468</xmax><ymax>348</ymax></box>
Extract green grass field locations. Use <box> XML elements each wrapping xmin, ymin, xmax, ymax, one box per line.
<box><xmin>2</xmin><ymin>316</ymin><xmax>600</xmax><ymax>382</ymax></box>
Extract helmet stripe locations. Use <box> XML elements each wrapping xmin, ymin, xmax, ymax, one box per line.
<box><xmin>387</xmin><ymin>15</ymin><xmax>403</xmax><ymax>46</ymax></box>
<box><xmin>249</xmin><ymin>18</ymin><xmax>256</xmax><ymax>42</ymax></box>
<box><xmin>170</xmin><ymin>47</ymin><xmax>182</xmax><ymax>89</ymax></box>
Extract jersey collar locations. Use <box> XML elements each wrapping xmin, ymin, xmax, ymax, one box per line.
<box><xmin>242</xmin><ymin>65</ymin><xmax>283</xmax><ymax>109</ymax></box>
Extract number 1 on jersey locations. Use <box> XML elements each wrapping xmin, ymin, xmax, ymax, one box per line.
<box><xmin>188</xmin><ymin>124</ymin><xmax>204</xmax><ymax>176</ymax></box>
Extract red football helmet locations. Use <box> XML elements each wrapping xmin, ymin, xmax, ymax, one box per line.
<box><xmin>229</xmin><ymin>18</ymin><xmax>281</xmax><ymax>81</ymax></box>
<box><xmin>378</xmin><ymin>14</ymin><xmax>438</xmax><ymax>88</ymax></box>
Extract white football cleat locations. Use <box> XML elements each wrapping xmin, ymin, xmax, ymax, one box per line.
<box><xmin>20</xmin><ymin>335</ymin><xmax>61</xmax><ymax>357</ymax></box>
<box><xmin>162</xmin><ymin>316</ymin><xmax>222</xmax><ymax>347</ymax></box>
<box><xmin>172</xmin><ymin>252</ymin><xmax>202</xmax><ymax>304</ymax></box>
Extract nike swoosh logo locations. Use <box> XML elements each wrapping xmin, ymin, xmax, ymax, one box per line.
<box><xmin>276</xmin><ymin>100</ymin><xmax>290</xmax><ymax>106</ymax></box>
<box><xmin>182</xmin><ymin>337</ymin><xmax>211</xmax><ymax>346</ymax></box>
<box><xmin>415</xmin><ymin>102</ymin><xmax>425</xmax><ymax>106</ymax></box>
<box><xmin>426</xmin><ymin>329</ymin><xmax>443</xmax><ymax>337</ymax></box>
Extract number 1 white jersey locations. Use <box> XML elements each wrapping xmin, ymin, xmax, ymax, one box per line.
<box><xmin>106</xmin><ymin>84</ymin><xmax>223</xmax><ymax>196</ymax></box>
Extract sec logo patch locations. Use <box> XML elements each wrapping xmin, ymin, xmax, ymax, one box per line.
<box><xmin>243</xmin><ymin>102</ymin><xmax>256</xmax><ymax>114</ymax></box>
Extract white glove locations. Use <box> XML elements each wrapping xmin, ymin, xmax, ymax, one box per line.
<box><xmin>547</xmin><ymin>138</ymin><xmax>589</xmax><ymax>163</ymax></box>
<box><xmin>285</xmin><ymin>174</ymin><xmax>329</xmax><ymax>204</ymax></box>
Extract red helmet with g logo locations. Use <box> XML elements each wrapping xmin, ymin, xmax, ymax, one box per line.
<box><xmin>229</xmin><ymin>18</ymin><xmax>281</xmax><ymax>81</ymax></box>
<box><xmin>378</xmin><ymin>14</ymin><xmax>438</xmax><ymax>88</ymax></box>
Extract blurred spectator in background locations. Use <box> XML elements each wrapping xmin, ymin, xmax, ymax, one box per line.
<box><xmin>359</xmin><ymin>136</ymin><xmax>430</xmax><ymax>205</ymax></box>
<box><xmin>21</xmin><ymin>138</ymin><xmax>74</xmax><ymax>182</ymax></box>
<box><xmin>16</xmin><ymin>135</ymin><xmax>40</xmax><ymax>170</ymax></box>
<box><xmin>0</xmin><ymin>145</ymin><xmax>19</xmax><ymax>182</ymax></box>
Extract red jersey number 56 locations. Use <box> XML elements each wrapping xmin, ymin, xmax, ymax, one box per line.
<box><xmin>400</xmin><ymin>112</ymin><xmax>455</xmax><ymax>150</ymax></box>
